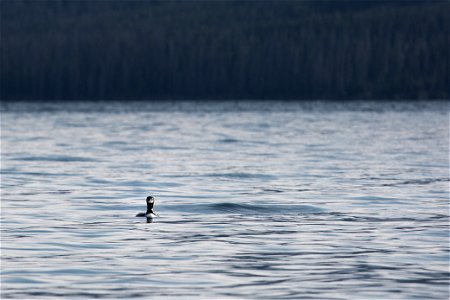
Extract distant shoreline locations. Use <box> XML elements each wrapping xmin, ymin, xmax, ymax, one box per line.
<box><xmin>1</xmin><ymin>1</ymin><xmax>448</xmax><ymax>101</ymax></box>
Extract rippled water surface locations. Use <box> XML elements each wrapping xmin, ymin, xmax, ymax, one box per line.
<box><xmin>1</xmin><ymin>101</ymin><xmax>449</xmax><ymax>299</ymax></box>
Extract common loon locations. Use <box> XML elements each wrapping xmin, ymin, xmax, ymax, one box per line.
<box><xmin>136</xmin><ymin>196</ymin><xmax>157</xmax><ymax>218</ymax></box>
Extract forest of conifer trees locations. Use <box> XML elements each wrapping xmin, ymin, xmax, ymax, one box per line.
<box><xmin>1</xmin><ymin>0</ymin><xmax>448</xmax><ymax>100</ymax></box>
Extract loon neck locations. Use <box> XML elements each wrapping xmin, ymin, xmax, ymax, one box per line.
<box><xmin>145</xmin><ymin>198</ymin><xmax>155</xmax><ymax>215</ymax></box>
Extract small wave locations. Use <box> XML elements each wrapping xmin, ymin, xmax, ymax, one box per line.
<box><xmin>205</xmin><ymin>172</ymin><xmax>276</xmax><ymax>180</ymax></box>
<box><xmin>13</xmin><ymin>155</ymin><xmax>98</xmax><ymax>162</ymax></box>
<box><xmin>217</xmin><ymin>138</ymin><xmax>240</xmax><ymax>143</ymax></box>
<box><xmin>361</xmin><ymin>176</ymin><xmax>449</xmax><ymax>185</ymax></box>
<box><xmin>328</xmin><ymin>212</ymin><xmax>449</xmax><ymax>223</ymax></box>
<box><xmin>209</xmin><ymin>203</ymin><xmax>272</xmax><ymax>213</ymax></box>
<box><xmin>351</xmin><ymin>196</ymin><xmax>399</xmax><ymax>202</ymax></box>
<box><xmin>381</xmin><ymin>178</ymin><xmax>449</xmax><ymax>187</ymax></box>
<box><xmin>262</xmin><ymin>188</ymin><xmax>284</xmax><ymax>193</ymax></box>
<box><xmin>160</xmin><ymin>202</ymin><xmax>323</xmax><ymax>215</ymax></box>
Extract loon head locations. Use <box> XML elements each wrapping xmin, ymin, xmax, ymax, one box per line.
<box><xmin>146</xmin><ymin>196</ymin><xmax>155</xmax><ymax>214</ymax></box>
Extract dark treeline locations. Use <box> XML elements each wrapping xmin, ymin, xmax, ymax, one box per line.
<box><xmin>1</xmin><ymin>0</ymin><xmax>448</xmax><ymax>100</ymax></box>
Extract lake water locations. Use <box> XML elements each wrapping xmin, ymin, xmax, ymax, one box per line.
<box><xmin>1</xmin><ymin>101</ymin><xmax>449</xmax><ymax>299</ymax></box>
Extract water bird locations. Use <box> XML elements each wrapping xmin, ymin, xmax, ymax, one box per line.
<box><xmin>136</xmin><ymin>196</ymin><xmax>157</xmax><ymax>218</ymax></box>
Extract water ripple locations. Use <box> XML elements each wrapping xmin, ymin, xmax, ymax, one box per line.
<box><xmin>1</xmin><ymin>101</ymin><xmax>448</xmax><ymax>299</ymax></box>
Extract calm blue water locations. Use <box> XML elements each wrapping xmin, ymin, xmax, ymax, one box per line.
<box><xmin>1</xmin><ymin>101</ymin><xmax>449</xmax><ymax>299</ymax></box>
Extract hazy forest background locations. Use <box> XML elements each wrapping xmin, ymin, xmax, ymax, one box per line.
<box><xmin>1</xmin><ymin>0</ymin><xmax>448</xmax><ymax>101</ymax></box>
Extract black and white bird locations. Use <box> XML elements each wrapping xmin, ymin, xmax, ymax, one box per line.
<box><xmin>136</xmin><ymin>196</ymin><xmax>157</xmax><ymax>218</ymax></box>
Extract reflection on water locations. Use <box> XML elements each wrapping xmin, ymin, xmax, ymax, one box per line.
<box><xmin>1</xmin><ymin>101</ymin><xmax>449</xmax><ymax>299</ymax></box>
